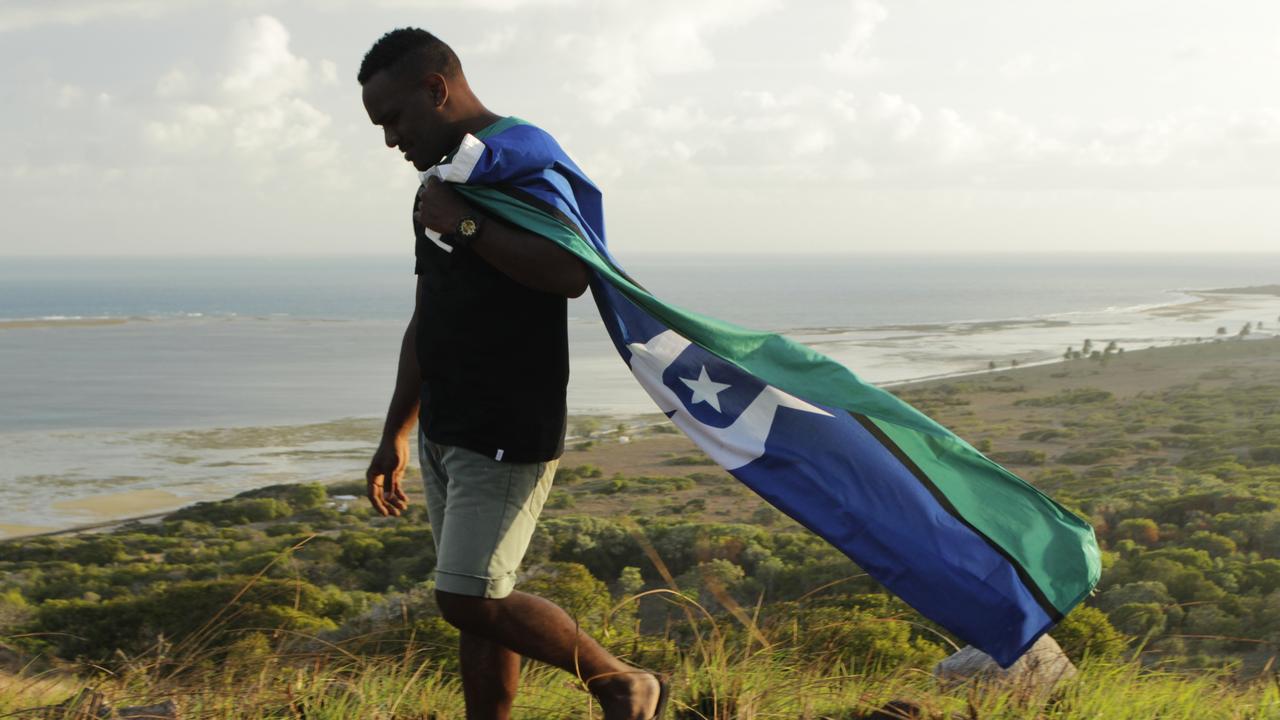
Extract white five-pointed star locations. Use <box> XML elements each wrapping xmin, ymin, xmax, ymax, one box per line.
<box><xmin>679</xmin><ymin>366</ymin><xmax>732</xmax><ymax>412</ymax></box>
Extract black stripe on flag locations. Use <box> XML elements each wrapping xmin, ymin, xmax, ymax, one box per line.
<box><xmin>851</xmin><ymin>411</ymin><xmax>1064</xmax><ymax>625</ymax></box>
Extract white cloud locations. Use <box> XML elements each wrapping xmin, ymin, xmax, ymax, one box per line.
<box><xmin>0</xmin><ymin>0</ymin><xmax>185</xmax><ymax>32</ymax></box>
<box><xmin>366</xmin><ymin>0</ymin><xmax>574</xmax><ymax>9</ymax></box>
<box><xmin>998</xmin><ymin>53</ymin><xmax>1067</xmax><ymax>80</ymax></box>
<box><xmin>1172</xmin><ymin>44</ymin><xmax>1205</xmax><ymax>61</ymax></box>
<box><xmin>155</xmin><ymin>69</ymin><xmax>191</xmax><ymax>99</ymax></box>
<box><xmin>935</xmin><ymin>108</ymin><xmax>982</xmax><ymax>162</ymax></box>
<box><xmin>8</xmin><ymin>0</ymin><xmax>1280</xmax><ymax>256</ymax></box>
<box><xmin>640</xmin><ymin>101</ymin><xmax>726</xmax><ymax>133</ymax></box>
<box><xmin>144</xmin><ymin>104</ymin><xmax>224</xmax><ymax>152</ymax></box>
<box><xmin>589</xmin><ymin>75</ymin><xmax>1280</xmax><ymax>191</ymax></box>
<box><xmin>554</xmin><ymin>0</ymin><xmax>779</xmax><ymax>123</ymax></box>
<box><xmin>791</xmin><ymin>128</ymin><xmax>834</xmax><ymax>157</ymax></box>
<box><xmin>143</xmin><ymin>15</ymin><xmax>337</xmax><ymax>179</ymax></box>
<box><xmin>465</xmin><ymin>27</ymin><xmax>518</xmax><ymax>56</ymax></box>
<box><xmin>823</xmin><ymin>0</ymin><xmax>887</xmax><ymax>74</ymax></box>
<box><xmin>54</xmin><ymin>84</ymin><xmax>84</xmax><ymax>109</ymax></box>
<box><xmin>869</xmin><ymin>93</ymin><xmax>922</xmax><ymax>142</ymax></box>
<box><xmin>319</xmin><ymin>60</ymin><xmax>339</xmax><ymax>86</ymax></box>
<box><xmin>221</xmin><ymin>16</ymin><xmax>312</xmax><ymax>105</ymax></box>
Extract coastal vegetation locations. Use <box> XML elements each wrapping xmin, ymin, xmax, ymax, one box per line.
<box><xmin>3</xmin><ymin>338</ymin><xmax>1280</xmax><ymax>717</ymax></box>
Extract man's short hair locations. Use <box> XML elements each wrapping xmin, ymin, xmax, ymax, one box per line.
<box><xmin>357</xmin><ymin>27</ymin><xmax>461</xmax><ymax>85</ymax></box>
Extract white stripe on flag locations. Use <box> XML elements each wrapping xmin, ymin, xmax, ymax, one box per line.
<box><xmin>418</xmin><ymin>133</ymin><xmax>488</xmax><ymax>252</ymax></box>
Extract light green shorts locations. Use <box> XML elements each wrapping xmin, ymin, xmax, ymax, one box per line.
<box><xmin>418</xmin><ymin>433</ymin><xmax>557</xmax><ymax>599</ymax></box>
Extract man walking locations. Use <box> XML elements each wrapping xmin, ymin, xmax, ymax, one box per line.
<box><xmin>358</xmin><ymin>28</ymin><xmax>666</xmax><ymax>719</ymax></box>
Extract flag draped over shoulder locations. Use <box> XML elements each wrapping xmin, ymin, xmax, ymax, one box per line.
<box><xmin>421</xmin><ymin>117</ymin><xmax>1102</xmax><ymax>668</ymax></box>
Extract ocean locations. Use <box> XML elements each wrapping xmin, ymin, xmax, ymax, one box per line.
<box><xmin>2</xmin><ymin>253</ymin><xmax>1279</xmax><ymax>534</ymax></box>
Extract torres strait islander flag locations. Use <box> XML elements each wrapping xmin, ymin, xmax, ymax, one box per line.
<box><xmin>420</xmin><ymin>117</ymin><xmax>1102</xmax><ymax>667</ymax></box>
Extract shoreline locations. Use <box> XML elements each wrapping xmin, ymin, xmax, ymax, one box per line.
<box><xmin>5</xmin><ymin>335</ymin><xmax>1278</xmax><ymax>542</ymax></box>
<box><xmin>3</xmin><ymin>282</ymin><xmax>1273</xmax><ymax>332</ymax></box>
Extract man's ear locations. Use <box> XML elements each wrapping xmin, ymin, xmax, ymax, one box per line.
<box><xmin>425</xmin><ymin>73</ymin><xmax>448</xmax><ymax>107</ymax></box>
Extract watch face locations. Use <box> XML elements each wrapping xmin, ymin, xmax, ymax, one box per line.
<box><xmin>459</xmin><ymin>218</ymin><xmax>478</xmax><ymax>237</ymax></box>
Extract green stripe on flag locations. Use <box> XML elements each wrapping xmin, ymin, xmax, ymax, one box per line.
<box><xmin>474</xmin><ymin>116</ymin><xmax>529</xmax><ymax>140</ymax></box>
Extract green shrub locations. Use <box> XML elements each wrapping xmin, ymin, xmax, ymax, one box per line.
<box><xmin>1249</xmin><ymin>446</ymin><xmax>1280</xmax><ymax>464</ymax></box>
<box><xmin>326</xmin><ymin>479</ymin><xmax>368</xmax><ymax>496</ymax></box>
<box><xmin>1108</xmin><ymin>602</ymin><xmax>1167</xmax><ymax>637</ymax></box>
<box><xmin>236</xmin><ymin>483</ymin><xmax>326</xmax><ymax>511</ymax></box>
<box><xmin>989</xmin><ymin>449</ymin><xmax>1046</xmax><ymax>465</ymax></box>
<box><xmin>1019</xmin><ymin>428</ymin><xmax>1073</xmax><ymax>441</ymax></box>
<box><xmin>1058</xmin><ymin>447</ymin><xmax>1123</xmax><ymax>465</ymax></box>
<box><xmin>556</xmin><ymin>464</ymin><xmax>603</xmax><ymax>483</ymax></box>
<box><xmin>519</xmin><ymin>562</ymin><xmax>612</xmax><ymax>635</ymax></box>
<box><xmin>546</xmin><ymin>493</ymin><xmax>575</xmax><ymax>509</ymax></box>
<box><xmin>1054</xmin><ymin>605</ymin><xmax>1127</xmax><ymax>662</ymax></box>
<box><xmin>663</xmin><ymin>454</ymin><xmax>716</xmax><ymax>466</ymax></box>
<box><xmin>779</xmin><ymin>603</ymin><xmax>945</xmax><ymax>671</ymax></box>
<box><xmin>1015</xmin><ymin>389</ymin><xmax>1113</xmax><ymax>407</ymax></box>
<box><xmin>33</xmin><ymin>577</ymin><xmax>355</xmax><ymax>663</ymax></box>
<box><xmin>167</xmin><ymin>498</ymin><xmax>293</xmax><ymax>526</ymax></box>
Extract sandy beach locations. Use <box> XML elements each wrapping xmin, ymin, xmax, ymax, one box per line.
<box><xmin>52</xmin><ymin>488</ymin><xmax>183</xmax><ymax>519</ymax></box>
<box><xmin>0</xmin><ymin>317</ymin><xmax>132</xmax><ymax>330</ymax></box>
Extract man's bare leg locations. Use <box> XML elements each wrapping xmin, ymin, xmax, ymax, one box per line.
<box><xmin>438</xmin><ymin>590</ymin><xmax>661</xmax><ymax>720</ymax></box>
<box><xmin>459</xmin><ymin>631</ymin><xmax>520</xmax><ymax>720</ymax></box>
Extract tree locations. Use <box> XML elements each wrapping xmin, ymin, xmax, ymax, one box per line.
<box><xmin>520</xmin><ymin>562</ymin><xmax>612</xmax><ymax>635</ymax></box>
<box><xmin>1185</xmin><ymin>531</ymin><xmax>1237</xmax><ymax>558</ymax></box>
<box><xmin>1054</xmin><ymin>606</ymin><xmax>1127</xmax><ymax>662</ymax></box>
<box><xmin>676</xmin><ymin>559</ymin><xmax>747</xmax><ymax>609</ymax></box>
<box><xmin>1240</xmin><ymin>560</ymin><xmax>1280</xmax><ymax>596</ymax></box>
<box><xmin>34</xmin><ymin>578</ymin><xmax>352</xmax><ymax>663</ymax></box>
<box><xmin>1097</xmin><ymin>581</ymin><xmax>1173</xmax><ymax>612</ymax></box>
<box><xmin>1114</xmin><ymin>518</ymin><xmax>1160</xmax><ymax>547</ymax></box>
<box><xmin>1109</xmin><ymin>602</ymin><xmax>1167</xmax><ymax>637</ymax></box>
<box><xmin>617</xmin><ymin>566</ymin><xmax>645</xmax><ymax>597</ymax></box>
<box><xmin>785</xmin><ymin>604</ymin><xmax>945</xmax><ymax>670</ymax></box>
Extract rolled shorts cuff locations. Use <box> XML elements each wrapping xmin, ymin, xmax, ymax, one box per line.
<box><xmin>433</xmin><ymin>568</ymin><xmax>517</xmax><ymax>599</ymax></box>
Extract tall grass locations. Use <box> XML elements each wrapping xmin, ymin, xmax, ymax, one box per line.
<box><xmin>5</xmin><ymin>537</ymin><xmax>1278</xmax><ymax>718</ymax></box>
<box><xmin>6</xmin><ymin>594</ymin><xmax>1279</xmax><ymax>719</ymax></box>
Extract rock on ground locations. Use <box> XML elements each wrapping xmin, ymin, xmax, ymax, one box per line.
<box><xmin>934</xmin><ymin>634</ymin><xmax>1076</xmax><ymax>698</ymax></box>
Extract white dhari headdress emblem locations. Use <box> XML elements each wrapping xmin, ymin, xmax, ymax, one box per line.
<box><xmin>627</xmin><ymin>331</ymin><xmax>832</xmax><ymax>471</ymax></box>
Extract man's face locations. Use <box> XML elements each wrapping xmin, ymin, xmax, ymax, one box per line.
<box><xmin>362</xmin><ymin>70</ymin><xmax>450</xmax><ymax>171</ymax></box>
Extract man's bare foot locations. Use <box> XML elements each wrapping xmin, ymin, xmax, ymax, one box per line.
<box><xmin>590</xmin><ymin>670</ymin><xmax>663</xmax><ymax>720</ymax></box>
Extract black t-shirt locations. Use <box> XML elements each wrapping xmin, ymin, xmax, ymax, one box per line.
<box><xmin>413</xmin><ymin>193</ymin><xmax>569</xmax><ymax>462</ymax></box>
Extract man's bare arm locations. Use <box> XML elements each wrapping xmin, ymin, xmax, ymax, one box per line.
<box><xmin>416</xmin><ymin>176</ymin><xmax>589</xmax><ymax>298</ymax></box>
<box><xmin>468</xmin><ymin>217</ymin><xmax>589</xmax><ymax>297</ymax></box>
<box><xmin>365</xmin><ymin>278</ymin><xmax>423</xmax><ymax>517</ymax></box>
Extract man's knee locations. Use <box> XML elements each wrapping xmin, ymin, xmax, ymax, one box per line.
<box><xmin>436</xmin><ymin>589</ymin><xmax>500</xmax><ymax>631</ymax></box>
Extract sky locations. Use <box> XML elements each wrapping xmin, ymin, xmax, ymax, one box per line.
<box><xmin>2</xmin><ymin>0</ymin><xmax>1279</xmax><ymax>256</ymax></box>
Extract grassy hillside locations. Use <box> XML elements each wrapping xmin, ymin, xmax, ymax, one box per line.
<box><xmin>4</xmin><ymin>338</ymin><xmax>1280</xmax><ymax>717</ymax></box>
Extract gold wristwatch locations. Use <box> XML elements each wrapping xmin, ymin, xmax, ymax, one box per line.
<box><xmin>451</xmin><ymin>215</ymin><xmax>482</xmax><ymax>250</ymax></box>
